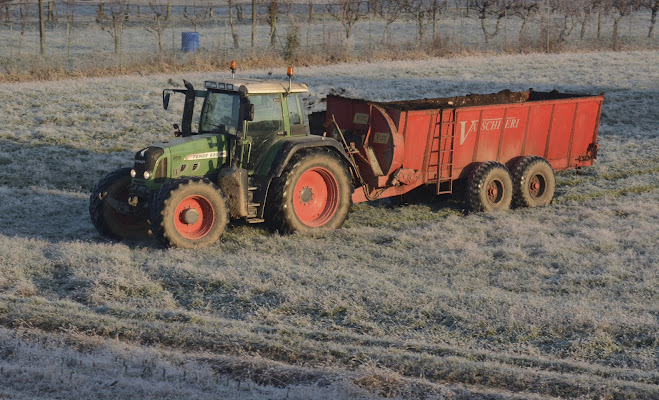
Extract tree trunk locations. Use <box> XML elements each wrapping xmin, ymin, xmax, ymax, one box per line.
<box><xmin>229</xmin><ymin>0</ymin><xmax>239</xmax><ymax>49</ymax></box>
<box><xmin>612</xmin><ymin>17</ymin><xmax>620</xmax><ymax>50</ymax></box>
<box><xmin>481</xmin><ymin>14</ymin><xmax>502</xmax><ymax>44</ymax></box>
<box><xmin>649</xmin><ymin>3</ymin><xmax>658</xmax><ymax>39</ymax></box>
<box><xmin>252</xmin><ymin>0</ymin><xmax>256</xmax><ymax>49</ymax></box>
<box><xmin>48</xmin><ymin>1</ymin><xmax>55</xmax><ymax>22</ymax></box>
<box><xmin>597</xmin><ymin>3</ymin><xmax>602</xmax><ymax>41</ymax></box>
<box><xmin>38</xmin><ymin>0</ymin><xmax>46</xmax><ymax>55</ymax></box>
<box><xmin>307</xmin><ymin>0</ymin><xmax>313</xmax><ymax>47</ymax></box>
<box><xmin>113</xmin><ymin>19</ymin><xmax>120</xmax><ymax>54</ymax></box>
<box><xmin>269</xmin><ymin>1</ymin><xmax>278</xmax><ymax>48</ymax></box>
<box><xmin>580</xmin><ymin>9</ymin><xmax>590</xmax><ymax>40</ymax></box>
<box><xmin>157</xmin><ymin>17</ymin><xmax>163</xmax><ymax>55</ymax></box>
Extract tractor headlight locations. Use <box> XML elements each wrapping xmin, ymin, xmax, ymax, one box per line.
<box><xmin>130</xmin><ymin>169</ymin><xmax>137</xmax><ymax>178</ymax></box>
<box><xmin>143</xmin><ymin>171</ymin><xmax>151</xmax><ymax>180</ymax></box>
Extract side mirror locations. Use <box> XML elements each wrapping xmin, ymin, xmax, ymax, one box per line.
<box><xmin>240</xmin><ymin>98</ymin><xmax>254</xmax><ymax>122</ymax></box>
<box><xmin>247</xmin><ymin>104</ymin><xmax>255</xmax><ymax>121</ymax></box>
<box><xmin>162</xmin><ymin>90</ymin><xmax>171</xmax><ymax>110</ymax></box>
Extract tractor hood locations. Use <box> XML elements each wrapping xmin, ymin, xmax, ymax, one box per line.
<box><xmin>133</xmin><ymin>133</ymin><xmax>229</xmax><ymax>189</ymax></box>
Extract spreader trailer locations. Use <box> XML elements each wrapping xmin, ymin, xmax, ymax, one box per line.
<box><xmin>90</xmin><ymin>64</ymin><xmax>603</xmax><ymax>248</ymax></box>
<box><xmin>327</xmin><ymin>89</ymin><xmax>603</xmax><ymax>210</ymax></box>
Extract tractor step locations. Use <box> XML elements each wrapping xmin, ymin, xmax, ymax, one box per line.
<box><xmin>247</xmin><ymin>218</ymin><xmax>265</xmax><ymax>224</ymax></box>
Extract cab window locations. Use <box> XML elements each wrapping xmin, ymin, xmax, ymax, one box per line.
<box><xmin>286</xmin><ymin>94</ymin><xmax>307</xmax><ymax>135</ymax></box>
<box><xmin>247</xmin><ymin>95</ymin><xmax>283</xmax><ymax>136</ymax></box>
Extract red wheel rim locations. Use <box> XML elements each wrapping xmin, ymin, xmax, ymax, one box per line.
<box><xmin>173</xmin><ymin>195</ymin><xmax>215</xmax><ymax>239</ymax></box>
<box><xmin>528</xmin><ymin>174</ymin><xmax>546</xmax><ymax>198</ymax></box>
<box><xmin>486</xmin><ymin>179</ymin><xmax>504</xmax><ymax>205</ymax></box>
<box><xmin>293</xmin><ymin>167</ymin><xmax>340</xmax><ymax>227</ymax></box>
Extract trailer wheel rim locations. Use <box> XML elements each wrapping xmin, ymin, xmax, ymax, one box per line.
<box><xmin>486</xmin><ymin>179</ymin><xmax>505</xmax><ymax>205</ymax></box>
<box><xmin>174</xmin><ymin>195</ymin><xmax>215</xmax><ymax>239</ymax></box>
<box><xmin>293</xmin><ymin>167</ymin><xmax>340</xmax><ymax>227</ymax></box>
<box><xmin>528</xmin><ymin>174</ymin><xmax>546</xmax><ymax>198</ymax></box>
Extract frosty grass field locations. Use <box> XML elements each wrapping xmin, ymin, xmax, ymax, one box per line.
<box><xmin>0</xmin><ymin>50</ymin><xmax>658</xmax><ymax>399</ymax></box>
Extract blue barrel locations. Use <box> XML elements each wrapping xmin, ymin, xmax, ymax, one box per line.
<box><xmin>182</xmin><ymin>32</ymin><xmax>199</xmax><ymax>53</ymax></box>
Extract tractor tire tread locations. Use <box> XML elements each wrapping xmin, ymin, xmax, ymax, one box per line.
<box><xmin>151</xmin><ymin>176</ymin><xmax>229</xmax><ymax>248</ymax></box>
<box><xmin>266</xmin><ymin>147</ymin><xmax>353</xmax><ymax>233</ymax></box>
<box><xmin>89</xmin><ymin>167</ymin><xmax>149</xmax><ymax>240</ymax></box>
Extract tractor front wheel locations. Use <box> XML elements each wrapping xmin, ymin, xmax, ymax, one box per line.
<box><xmin>467</xmin><ymin>161</ymin><xmax>513</xmax><ymax>212</ymax></box>
<box><xmin>267</xmin><ymin>149</ymin><xmax>352</xmax><ymax>233</ymax></box>
<box><xmin>89</xmin><ymin>167</ymin><xmax>150</xmax><ymax>240</ymax></box>
<box><xmin>151</xmin><ymin>177</ymin><xmax>229</xmax><ymax>248</ymax></box>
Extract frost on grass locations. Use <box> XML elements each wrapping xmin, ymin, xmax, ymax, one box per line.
<box><xmin>0</xmin><ymin>50</ymin><xmax>658</xmax><ymax>399</ymax></box>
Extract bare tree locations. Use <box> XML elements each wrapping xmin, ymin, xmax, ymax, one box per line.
<box><xmin>575</xmin><ymin>0</ymin><xmax>594</xmax><ymax>40</ymax></box>
<box><xmin>18</xmin><ymin>0</ymin><xmax>30</xmax><ymax>55</ymax></box>
<box><xmin>551</xmin><ymin>0</ymin><xmax>579</xmax><ymax>43</ymax></box>
<box><xmin>228</xmin><ymin>0</ymin><xmax>239</xmax><ymax>49</ymax></box>
<box><xmin>377</xmin><ymin>0</ymin><xmax>405</xmax><ymax>42</ymax></box>
<box><xmin>267</xmin><ymin>0</ymin><xmax>279</xmax><ymax>47</ymax></box>
<box><xmin>596</xmin><ymin>0</ymin><xmax>610</xmax><ymax>41</ymax></box>
<box><xmin>643</xmin><ymin>0</ymin><xmax>659</xmax><ymax>38</ymax></box>
<box><xmin>65</xmin><ymin>0</ymin><xmax>76</xmax><ymax>56</ymax></box>
<box><xmin>510</xmin><ymin>0</ymin><xmax>538</xmax><ymax>41</ymax></box>
<box><xmin>2</xmin><ymin>0</ymin><xmax>10</xmax><ymax>22</ymax></box>
<box><xmin>405</xmin><ymin>0</ymin><xmax>434</xmax><ymax>46</ymax></box>
<box><xmin>183</xmin><ymin>4</ymin><xmax>206</xmax><ymax>32</ymax></box>
<box><xmin>97</xmin><ymin>0</ymin><xmax>126</xmax><ymax>54</ymax></box>
<box><xmin>474</xmin><ymin>0</ymin><xmax>510</xmax><ymax>44</ymax></box>
<box><xmin>143</xmin><ymin>1</ymin><xmax>169</xmax><ymax>56</ymax></box>
<box><xmin>610</xmin><ymin>0</ymin><xmax>640</xmax><ymax>49</ymax></box>
<box><xmin>327</xmin><ymin>0</ymin><xmax>367</xmax><ymax>42</ymax></box>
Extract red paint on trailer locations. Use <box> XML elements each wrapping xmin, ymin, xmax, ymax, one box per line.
<box><xmin>326</xmin><ymin>90</ymin><xmax>604</xmax><ymax>204</ymax></box>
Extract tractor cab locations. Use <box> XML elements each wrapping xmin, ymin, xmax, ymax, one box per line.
<box><xmin>163</xmin><ymin>74</ymin><xmax>310</xmax><ymax>175</ymax></box>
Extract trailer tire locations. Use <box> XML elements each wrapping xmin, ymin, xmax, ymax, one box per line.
<box><xmin>151</xmin><ymin>177</ymin><xmax>229</xmax><ymax>248</ymax></box>
<box><xmin>267</xmin><ymin>148</ymin><xmax>352</xmax><ymax>233</ymax></box>
<box><xmin>511</xmin><ymin>156</ymin><xmax>555</xmax><ymax>208</ymax></box>
<box><xmin>467</xmin><ymin>161</ymin><xmax>513</xmax><ymax>212</ymax></box>
<box><xmin>89</xmin><ymin>167</ymin><xmax>150</xmax><ymax>240</ymax></box>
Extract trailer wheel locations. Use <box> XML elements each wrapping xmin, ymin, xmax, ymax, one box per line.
<box><xmin>151</xmin><ymin>177</ymin><xmax>229</xmax><ymax>248</ymax></box>
<box><xmin>467</xmin><ymin>161</ymin><xmax>513</xmax><ymax>212</ymax></box>
<box><xmin>511</xmin><ymin>156</ymin><xmax>555</xmax><ymax>208</ymax></box>
<box><xmin>267</xmin><ymin>148</ymin><xmax>352</xmax><ymax>233</ymax></box>
<box><xmin>89</xmin><ymin>167</ymin><xmax>150</xmax><ymax>240</ymax></box>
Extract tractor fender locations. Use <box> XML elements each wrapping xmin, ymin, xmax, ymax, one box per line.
<box><xmin>269</xmin><ymin>136</ymin><xmax>351</xmax><ymax>179</ymax></box>
<box><xmin>255</xmin><ymin>136</ymin><xmax>354</xmax><ymax>220</ymax></box>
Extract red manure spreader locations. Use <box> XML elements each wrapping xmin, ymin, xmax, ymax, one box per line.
<box><xmin>326</xmin><ymin>89</ymin><xmax>603</xmax><ymax>211</ymax></box>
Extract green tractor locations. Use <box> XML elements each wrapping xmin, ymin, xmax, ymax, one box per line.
<box><xmin>90</xmin><ymin>68</ymin><xmax>353</xmax><ymax>248</ymax></box>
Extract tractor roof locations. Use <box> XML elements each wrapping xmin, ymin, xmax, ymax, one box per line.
<box><xmin>203</xmin><ymin>78</ymin><xmax>309</xmax><ymax>95</ymax></box>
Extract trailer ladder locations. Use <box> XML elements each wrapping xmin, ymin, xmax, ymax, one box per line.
<box><xmin>437</xmin><ymin>112</ymin><xmax>456</xmax><ymax>195</ymax></box>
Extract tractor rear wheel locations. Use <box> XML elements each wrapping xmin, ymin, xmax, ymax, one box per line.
<box><xmin>267</xmin><ymin>148</ymin><xmax>352</xmax><ymax>233</ymax></box>
<box><xmin>467</xmin><ymin>161</ymin><xmax>513</xmax><ymax>212</ymax></box>
<box><xmin>89</xmin><ymin>167</ymin><xmax>150</xmax><ymax>240</ymax></box>
<box><xmin>511</xmin><ymin>156</ymin><xmax>555</xmax><ymax>208</ymax></box>
<box><xmin>151</xmin><ymin>177</ymin><xmax>229</xmax><ymax>248</ymax></box>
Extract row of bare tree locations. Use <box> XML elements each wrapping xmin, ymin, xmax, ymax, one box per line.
<box><xmin>1</xmin><ymin>0</ymin><xmax>656</xmax><ymax>57</ymax></box>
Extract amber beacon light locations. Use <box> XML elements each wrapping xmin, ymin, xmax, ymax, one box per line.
<box><xmin>230</xmin><ymin>60</ymin><xmax>237</xmax><ymax>78</ymax></box>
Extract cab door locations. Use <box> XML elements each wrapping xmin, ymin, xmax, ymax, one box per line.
<box><xmin>244</xmin><ymin>94</ymin><xmax>285</xmax><ymax>171</ymax></box>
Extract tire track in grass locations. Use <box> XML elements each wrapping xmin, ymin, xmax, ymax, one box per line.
<box><xmin>2</xmin><ymin>295</ymin><xmax>657</xmax><ymax>399</ymax></box>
